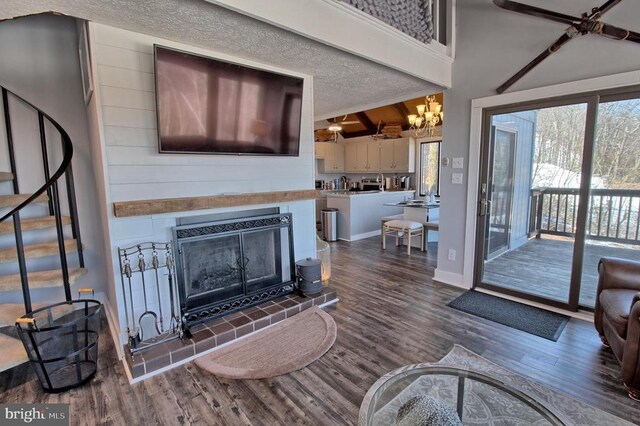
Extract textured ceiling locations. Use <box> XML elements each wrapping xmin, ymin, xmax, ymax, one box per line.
<box><xmin>0</xmin><ymin>0</ymin><xmax>441</xmax><ymax>118</ymax></box>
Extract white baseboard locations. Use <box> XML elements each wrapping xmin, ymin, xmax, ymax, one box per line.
<box><xmin>102</xmin><ymin>298</ymin><xmax>125</xmax><ymax>361</ymax></box>
<box><xmin>433</xmin><ymin>268</ymin><xmax>468</xmax><ymax>289</ymax></box>
<box><xmin>349</xmin><ymin>230</ymin><xmax>381</xmax><ymax>241</ymax></box>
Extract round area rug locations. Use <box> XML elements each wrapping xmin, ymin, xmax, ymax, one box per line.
<box><xmin>194</xmin><ymin>306</ymin><xmax>337</xmax><ymax>379</ymax></box>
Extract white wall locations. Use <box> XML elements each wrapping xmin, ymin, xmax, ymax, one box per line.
<box><xmin>0</xmin><ymin>15</ymin><xmax>109</xmax><ymax>304</ymax></box>
<box><xmin>88</xmin><ymin>23</ymin><xmax>317</xmax><ymax>341</ymax></box>
<box><xmin>436</xmin><ymin>0</ymin><xmax>640</xmax><ymax>286</ymax></box>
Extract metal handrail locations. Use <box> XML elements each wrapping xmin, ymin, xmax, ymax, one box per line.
<box><xmin>0</xmin><ymin>87</ymin><xmax>74</xmax><ymax>223</ymax></box>
<box><xmin>0</xmin><ymin>85</ymin><xmax>84</xmax><ymax>311</ymax></box>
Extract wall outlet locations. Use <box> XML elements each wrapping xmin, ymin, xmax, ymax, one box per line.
<box><xmin>452</xmin><ymin>157</ymin><xmax>464</xmax><ymax>169</ymax></box>
<box><xmin>451</xmin><ymin>173</ymin><xmax>463</xmax><ymax>184</ymax></box>
<box><xmin>448</xmin><ymin>249</ymin><xmax>456</xmax><ymax>261</ymax></box>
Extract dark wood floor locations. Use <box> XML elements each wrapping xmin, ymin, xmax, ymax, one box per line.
<box><xmin>1</xmin><ymin>237</ymin><xmax>639</xmax><ymax>425</ymax></box>
<box><xmin>484</xmin><ymin>236</ymin><xmax>640</xmax><ymax>307</ymax></box>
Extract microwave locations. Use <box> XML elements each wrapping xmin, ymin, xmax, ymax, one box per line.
<box><xmin>315</xmin><ymin>180</ymin><xmax>324</xmax><ymax>189</ymax></box>
<box><xmin>361</xmin><ymin>178</ymin><xmax>383</xmax><ymax>191</ymax></box>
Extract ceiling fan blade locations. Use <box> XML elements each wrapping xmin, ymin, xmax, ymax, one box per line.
<box><xmin>493</xmin><ymin>0</ymin><xmax>579</xmax><ymax>26</ymax></box>
<box><xmin>592</xmin><ymin>0</ymin><xmax>623</xmax><ymax>18</ymax></box>
<box><xmin>497</xmin><ymin>31</ymin><xmax>574</xmax><ymax>93</ymax></box>
<box><xmin>340</xmin><ymin>120</ymin><xmax>361</xmax><ymax>125</ymax></box>
<box><xmin>597</xmin><ymin>22</ymin><xmax>640</xmax><ymax>44</ymax></box>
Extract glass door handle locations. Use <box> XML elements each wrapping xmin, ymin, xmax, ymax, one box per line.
<box><xmin>479</xmin><ymin>199</ymin><xmax>488</xmax><ymax>216</ymax></box>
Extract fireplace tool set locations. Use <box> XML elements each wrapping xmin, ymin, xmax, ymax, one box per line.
<box><xmin>118</xmin><ymin>242</ymin><xmax>183</xmax><ymax>353</ymax></box>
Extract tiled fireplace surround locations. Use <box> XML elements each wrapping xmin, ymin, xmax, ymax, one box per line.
<box><xmin>125</xmin><ymin>288</ymin><xmax>338</xmax><ymax>380</ymax></box>
<box><xmin>121</xmin><ymin>208</ymin><xmax>338</xmax><ymax>381</ymax></box>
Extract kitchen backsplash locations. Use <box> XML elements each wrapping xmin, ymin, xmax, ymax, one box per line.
<box><xmin>316</xmin><ymin>171</ymin><xmax>416</xmax><ymax>189</ymax></box>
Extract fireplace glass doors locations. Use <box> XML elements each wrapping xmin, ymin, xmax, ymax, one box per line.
<box><xmin>181</xmin><ymin>234</ymin><xmax>244</xmax><ymax>304</ymax></box>
<box><xmin>174</xmin><ymin>213</ymin><xmax>295</xmax><ymax>325</ymax></box>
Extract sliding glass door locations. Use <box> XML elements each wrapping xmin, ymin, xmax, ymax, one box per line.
<box><xmin>476</xmin><ymin>88</ymin><xmax>640</xmax><ymax>310</ymax></box>
<box><xmin>476</xmin><ymin>102</ymin><xmax>587</xmax><ymax>308</ymax></box>
<box><xmin>580</xmin><ymin>94</ymin><xmax>640</xmax><ymax>308</ymax></box>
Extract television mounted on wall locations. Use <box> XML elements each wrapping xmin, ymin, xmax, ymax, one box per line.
<box><xmin>154</xmin><ymin>45</ymin><xmax>303</xmax><ymax>156</ymax></box>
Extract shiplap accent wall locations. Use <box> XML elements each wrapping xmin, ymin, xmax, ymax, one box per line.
<box><xmin>89</xmin><ymin>23</ymin><xmax>317</xmax><ymax>342</ymax></box>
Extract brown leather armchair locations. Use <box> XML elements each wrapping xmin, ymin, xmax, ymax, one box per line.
<box><xmin>595</xmin><ymin>257</ymin><xmax>640</xmax><ymax>401</ymax></box>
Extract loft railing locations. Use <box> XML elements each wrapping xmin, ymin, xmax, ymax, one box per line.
<box><xmin>529</xmin><ymin>187</ymin><xmax>640</xmax><ymax>245</ymax></box>
<box><xmin>0</xmin><ymin>85</ymin><xmax>84</xmax><ymax>313</ymax></box>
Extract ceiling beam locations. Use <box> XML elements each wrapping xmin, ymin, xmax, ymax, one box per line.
<box><xmin>392</xmin><ymin>103</ymin><xmax>413</xmax><ymax>131</ymax></box>
<box><xmin>393</xmin><ymin>102</ymin><xmax>412</xmax><ymax>120</ymax></box>
<box><xmin>355</xmin><ymin>112</ymin><xmax>377</xmax><ymax>134</ymax></box>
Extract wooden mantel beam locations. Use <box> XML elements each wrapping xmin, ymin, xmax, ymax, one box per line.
<box><xmin>113</xmin><ymin>189</ymin><xmax>319</xmax><ymax>217</ymax></box>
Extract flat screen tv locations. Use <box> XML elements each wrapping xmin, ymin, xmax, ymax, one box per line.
<box><xmin>154</xmin><ymin>45</ymin><xmax>303</xmax><ymax>156</ymax></box>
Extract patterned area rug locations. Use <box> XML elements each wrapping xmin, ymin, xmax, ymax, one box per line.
<box><xmin>362</xmin><ymin>345</ymin><xmax>634</xmax><ymax>426</ymax></box>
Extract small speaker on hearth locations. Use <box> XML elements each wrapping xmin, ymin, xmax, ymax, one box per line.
<box><xmin>295</xmin><ymin>258</ymin><xmax>322</xmax><ymax>296</ymax></box>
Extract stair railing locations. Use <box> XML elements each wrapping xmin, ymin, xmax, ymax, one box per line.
<box><xmin>0</xmin><ymin>85</ymin><xmax>84</xmax><ymax>314</ymax></box>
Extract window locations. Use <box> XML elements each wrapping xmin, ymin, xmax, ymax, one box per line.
<box><xmin>430</xmin><ymin>0</ymin><xmax>448</xmax><ymax>45</ymax></box>
<box><xmin>420</xmin><ymin>141</ymin><xmax>441</xmax><ymax>196</ymax></box>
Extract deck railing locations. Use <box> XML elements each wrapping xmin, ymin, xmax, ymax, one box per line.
<box><xmin>529</xmin><ymin>187</ymin><xmax>640</xmax><ymax>245</ymax></box>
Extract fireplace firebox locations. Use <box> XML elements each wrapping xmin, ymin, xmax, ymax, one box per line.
<box><xmin>173</xmin><ymin>213</ymin><xmax>295</xmax><ymax>329</ymax></box>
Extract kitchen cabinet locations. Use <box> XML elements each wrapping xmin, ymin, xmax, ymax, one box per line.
<box><xmin>315</xmin><ymin>142</ymin><xmax>326</xmax><ymax>158</ymax></box>
<box><xmin>355</xmin><ymin>143</ymin><xmax>369</xmax><ymax>171</ymax></box>
<box><xmin>321</xmin><ymin>143</ymin><xmax>344</xmax><ymax>172</ymax></box>
<box><xmin>345</xmin><ymin>141</ymin><xmax>380</xmax><ymax>172</ymax></box>
<box><xmin>367</xmin><ymin>141</ymin><xmax>380</xmax><ymax>172</ymax></box>
<box><xmin>327</xmin><ymin>143</ymin><xmax>344</xmax><ymax>172</ymax></box>
<box><xmin>379</xmin><ymin>137</ymin><xmax>415</xmax><ymax>173</ymax></box>
<box><xmin>316</xmin><ymin>142</ymin><xmax>344</xmax><ymax>172</ymax></box>
<box><xmin>345</xmin><ymin>143</ymin><xmax>358</xmax><ymax>172</ymax></box>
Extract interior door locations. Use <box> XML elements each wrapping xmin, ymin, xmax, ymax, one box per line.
<box><xmin>485</xmin><ymin>125</ymin><xmax>517</xmax><ymax>259</ymax></box>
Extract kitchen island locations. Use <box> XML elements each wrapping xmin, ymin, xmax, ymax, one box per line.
<box><xmin>326</xmin><ymin>190</ymin><xmax>415</xmax><ymax>241</ymax></box>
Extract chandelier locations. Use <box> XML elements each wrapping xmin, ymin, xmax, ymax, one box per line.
<box><xmin>407</xmin><ymin>95</ymin><xmax>443</xmax><ymax>137</ymax></box>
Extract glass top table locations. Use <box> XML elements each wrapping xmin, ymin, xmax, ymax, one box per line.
<box><xmin>359</xmin><ymin>365</ymin><xmax>565</xmax><ymax>425</ymax></box>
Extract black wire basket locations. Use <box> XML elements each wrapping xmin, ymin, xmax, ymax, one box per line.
<box><xmin>15</xmin><ymin>299</ymin><xmax>102</xmax><ymax>393</ymax></box>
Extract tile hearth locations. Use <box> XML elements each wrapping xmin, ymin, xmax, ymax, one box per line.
<box><xmin>124</xmin><ymin>287</ymin><xmax>338</xmax><ymax>380</ymax></box>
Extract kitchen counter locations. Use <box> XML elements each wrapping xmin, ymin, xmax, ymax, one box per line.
<box><xmin>326</xmin><ymin>190</ymin><xmax>415</xmax><ymax>241</ymax></box>
<box><xmin>383</xmin><ymin>201</ymin><xmax>440</xmax><ymax>208</ymax></box>
<box><xmin>325</xmin><ymin>189</ymin><xmax>413</xmax><ymax>198</ymax></box>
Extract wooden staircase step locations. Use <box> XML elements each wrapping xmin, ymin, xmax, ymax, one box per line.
<box><xmin>0</xmin><ymin>172</ymin><xmax>14</xmax><ymax>182</ymax></box>
<box><xmin>0</xmin><ymin>239</ymin><xmax>78</xmax><ymax>264</ymax></box>
<box><xmin>0</xmin><ymin>302</ymin><xmax>48</xmax><ymax>327</ymax></box>
<box><xmin>0</xmin><ymin>193</ymin><xmax>48</xmax><ymax>209</ymax></box>
<box><xmin>0</xmin><ymin>267</ymin><xmax>87</xmax><ymax>292</ymax></box>
<box><xmin>0</xmin><ymin>334</ymin><xmax>28</xmax><ymax>371</ymax></box>
<box><xmin>0</xmin><ymin>215</ymin><xmax>71</xmax><ymax>235</ymax></box>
